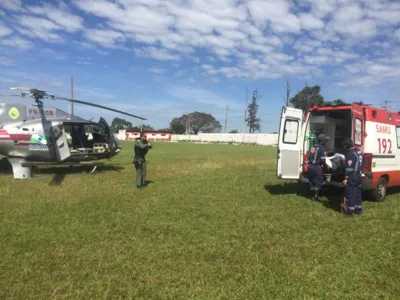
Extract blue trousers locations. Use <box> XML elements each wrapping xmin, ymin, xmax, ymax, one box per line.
<box><xmin>308</xmin><ymin>164</ymin><xmax>323</xmax><ymax>191</ymax></box>
<box><xmin>344</xmin><ymin>174</ymin><xmax>362</xmax><ymax>213</ymax></box>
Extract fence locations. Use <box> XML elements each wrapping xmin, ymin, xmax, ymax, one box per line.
<box><xmin>171</xmin><ymin>133</ymin><xmax>278</xmax><ymax>146</ymax></box>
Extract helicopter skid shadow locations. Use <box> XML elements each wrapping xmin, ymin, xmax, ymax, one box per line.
<box><xmin>40</xmin><ymin>165</ymin><xmax>124</xmax><ymax>186</ymax></box>
<box><xmin>0</xmin><ymin>158</ymin><xmax>124</xmax><ymax>186</ymax></box>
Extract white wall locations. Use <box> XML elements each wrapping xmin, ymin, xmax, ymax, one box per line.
<box><xmin>171</xmin><ymin>133</ymin><xmax>278</xmax><ymax>146</ymax></box>
<box><xmin>116</xmin><ymin>129</ymin><xmax>126</xmax><ymax>140</ymax></box>
<box><xmin>116</xmin><ymin>130</ymin><xmax>279</xmax><ymax>146</ymax></box>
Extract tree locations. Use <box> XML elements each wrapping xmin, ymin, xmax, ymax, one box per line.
<box><xmin>169</xmin><ymin>119</ymin><xmax>186</xmax><ymax>134</ymax></box>
<box><xmin>246</xmin><ymin>89</ymin><xmax>261</xmax><ymax>133</ymax></box>
<box><xmin>110</xmin><ymin>117</ymin><xmax>132</xmax><ymax>133</ymax></box>
<box><xmin>289</xmin><ymin>84</ymin><xmax>371</xmax><ymax>111</ymax></box>
<box><xmin>169</xmin><ymin>112</ymin><xmax>222</xmax><ymax>134</ymax></box>
<box><xmin>289</xmin><ymin>85</ymin><xmax>324</xmax><ymax>111</ymax></box>
<box><xmin>282</xmin><ymin>78</ymin><xmax>291</xmax><ymax>106</ymax></box>
<box><xmin>130</xmin><ymin>124</ymin><xmax>155</xmax><ymax>131</ymax></box>
<box><xmin>320</xmin><ymin>99</ymin><xmax>350</xmax><ymax>107</ymax></box>
<box><xmin>229</xmin><ymin>129</ymin><xmax>238</xmax><ymax>133</ymax></box>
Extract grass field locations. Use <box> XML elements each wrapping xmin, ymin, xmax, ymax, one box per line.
<box><xmin>0</xmin><ymin>141</ymin><xmax>399</xmax><ymax>299</ymax></box>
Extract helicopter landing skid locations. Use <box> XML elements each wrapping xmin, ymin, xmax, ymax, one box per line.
<box><xmin>7</xmin><ymin>158</ymin><xmax>33</xmax><ymax>179</ymax></box>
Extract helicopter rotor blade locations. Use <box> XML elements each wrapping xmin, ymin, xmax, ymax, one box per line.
<box><xmin>56</xmin><ymin>96</ymin><xmax>147</xmax><ymax>120</ymax></box>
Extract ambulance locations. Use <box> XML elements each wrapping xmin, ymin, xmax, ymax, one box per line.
<box><xmin>276</xmin><ymin>102</ymin><xmax>400</xmax><ymax>202</ymax></box>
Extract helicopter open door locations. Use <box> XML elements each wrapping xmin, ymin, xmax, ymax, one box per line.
<box><xmin>51</xmin><ymin>123</ymin><xmax>71</xmax><ymax>162</ymax></box>
<box><xmin>98</xmin><ymin>117</ymin><xmax>117</xmax><ymax>154</ymax></box>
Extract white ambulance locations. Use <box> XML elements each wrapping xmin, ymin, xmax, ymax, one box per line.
<box><xmin>276</xmin><ymin>103</ymin><xmax>400</xmax><ymax>201</ymax></box>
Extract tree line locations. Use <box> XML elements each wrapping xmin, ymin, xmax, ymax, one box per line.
<box><xmin>110</xmin><ymin>83</ymin><xmax>366</xmax><ymax>134</ymax></box>
<box><xmin>287</xmin><ymin>83</ymin><xmax>365</xmax><ymax>110</ymax></box>
<box><xmin>109</xmin><ymin>90</ymin><xmax>262</xmax><ymax>135</ymax></box>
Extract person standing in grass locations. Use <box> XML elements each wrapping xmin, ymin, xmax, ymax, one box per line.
<box><xmin>307</xmin><ymin>134</ymin><xmax>330</xmax><ymax>201</ymax></box>
<box><xmin>342</xmin><ymin>137</ymin><xmax>364</xmax><ymax>216</ymax></box>
<box><xmin>134</xmin><ymin>132</ymin><xmax>152</xmax><ymax>189</ymax></box>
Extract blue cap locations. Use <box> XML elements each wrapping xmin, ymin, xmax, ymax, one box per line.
<box><xmin>318</xmin><ymin>134</ymin><xmax>329</xmax><ymax>141</ymax></box>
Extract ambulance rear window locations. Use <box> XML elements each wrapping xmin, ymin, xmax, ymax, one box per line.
<box><xmin>283</xmin><ymin>119</ymin><xmax>299</xmax><ymax>144</ymax></box>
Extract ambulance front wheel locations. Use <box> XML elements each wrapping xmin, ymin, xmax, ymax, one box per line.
<box><xmin>371</xmin><ymin>177</ymin><xmax>387</xmax><ymax>202</ymax></box>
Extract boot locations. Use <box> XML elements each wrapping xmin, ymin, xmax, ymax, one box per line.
<box><xmin>312</xmin><ymin>190</ymin><xmax>320</xmax><ymax>201</ymax></box>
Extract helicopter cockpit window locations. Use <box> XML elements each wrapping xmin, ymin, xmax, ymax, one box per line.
<box><xmin>69</xmin><ymin>124</ymin><xmax>89</xmax><ymax>149</ymax></box>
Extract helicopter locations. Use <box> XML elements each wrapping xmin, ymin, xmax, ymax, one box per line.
<box><xmin>0</xmin><ymin>87</ymin><xmax>147</xmax><ymax>179</ymax></box>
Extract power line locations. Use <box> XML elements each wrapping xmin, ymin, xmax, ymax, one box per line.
<box><xmin>381</xmin><ymin>100</ymin><xmax>392</xmax><ymax>110</ymax></box>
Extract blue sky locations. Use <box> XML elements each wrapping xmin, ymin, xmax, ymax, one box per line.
<box><xmin>0</xmin><ymin>0</ymin><xmax>399</xmax><ymax>133</ymax></box>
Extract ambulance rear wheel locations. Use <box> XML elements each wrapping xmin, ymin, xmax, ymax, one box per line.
<box><xmin>372</xmin><ymin>177</ymin><xmax>387</xmax><ymax>202</ymax></box>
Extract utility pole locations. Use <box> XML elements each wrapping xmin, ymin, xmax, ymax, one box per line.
<box><xmin>242</xmin><ymin>88</ymin><xmax>248</xmax><ymax>143</ymax></box>
<box><xmin>188</xmin><ymin>114</ymin><xmax>191</xmax><ymax>135</ymax></box>
<box><xmin>224</xmin><ymin>103</ymin><xmax>230</xmax><ymax>133</ymax></box>
<box><xmin>70</xmin><ymin>76</ymin><xmax>74</xmax><ymax>116</ymax></box>
<box><xmin>243</xmin><ymin>88</ymin><xmax>248</xmax><ymax>134</ymax></box>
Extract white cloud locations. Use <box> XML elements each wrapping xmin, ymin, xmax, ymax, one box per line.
<box><xmin>26</xmin><ymin>3</ymin><xmax>84</xmax><ymax>32</ymax></box>
<box><xmin>395</xmin><ymin>29</ymin><xmax>400</xmax><ymax>41</ymax></box>
<box><xmin>0</xmin><ymin>36</ymin><xmax>32</xmax><ymax>49</ymax></box>
<box><xmin>0</xmin><ymin>56</ymin><xmax>14</xmax><ymax>66</ymax></box>
<box><xmin>0</xmin><ymin>0</ymin><xmax>22</xmax><ymax>11</ymax></box>
<box><xmin>134</xmin><ymin>46</ymin><xmax>181</xmax><ymax>61</ymax></box>
<box><xmin>0</xmin><ymin>0</ymin><xmax>398</xmax><ymax>89</ymax></box>
<box><xmin>16</xmin><ymin>15</ymin><xmax>64</xmax><ymax>42</ymax></box>
<box><xmin>148</xmin><ymin>67</ymin><xmax>165</xmax><ymax>74</ymax></box>
<box><xmin>84</xmin><ymin>28</ymin><xmax>126</xmax><ymax>48</ymax></box>
<box><xmin>299</xmin><ymin>13</ymin><xmax>324</xmax><ymax>30</ymax></box>
<box><xmin>0</xmin><ymin>22</ymin><xmax>13</xmax><ymax>37</ymax></box>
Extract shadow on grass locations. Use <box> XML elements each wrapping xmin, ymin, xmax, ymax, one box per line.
<box><xmin>144</xmin><ymin>180</ymin><xmax>155</xmax><ymax>186</ymax></box>
<box><xmin>40</xmin><ymin>165</ymin><xmax>124</xmax><ymax>186</ymax></box>
<box><xmin>0</xmin><ymin>158</ymin><xmax>124</xmax><ymax>186</ymax></box>
<box><xmin>0</xmin><ymin>157</ymin><xmax>12</xmax><ymax>174</ymax></box>
<box><xmin>320</xmin><ymin>187</ymin><xmax>345</xmax><ymax>213</ymax></box>
<box><xmin>264</xmin><ymin>182</ymin><xmax>309</xmax><ymax>198</ymax></box>
<box><xmin>263</xmin><ymin>182</ymin><xmax>344</xmax><ymax>213</ymax></box>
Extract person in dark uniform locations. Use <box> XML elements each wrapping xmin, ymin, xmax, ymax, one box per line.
<box><xmin>134</xmin><ymin>132</ymin><xmax>152</xmax><ymax>189</ymax></box>
<box><xmin>342</xmin><ymin>138</ymin><xmax>365</xmax><ymax>216</ymax></box>
<box><xmin>307</xmin><ymin>134</ymin><xmax>330</xmax><ymax>201</ymax></box>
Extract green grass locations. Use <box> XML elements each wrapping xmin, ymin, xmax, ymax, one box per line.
<box><xmin>0</xmin><ymin>141</ymin><xmax>399</xmax><ymax>299</ymax></box>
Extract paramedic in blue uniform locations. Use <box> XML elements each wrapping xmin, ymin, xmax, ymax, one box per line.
<box><xmin>307</xmin><ymin>134</ymin><xmax>330</xmax><ymax>201</ymax></box>
<box><xmin>342</xmin><ymin>138</ymin><xmax>365</xmax><ymax>216</ymax></box>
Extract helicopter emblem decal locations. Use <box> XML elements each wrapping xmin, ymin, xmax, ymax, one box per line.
<box><xmin>28</xmin><ymin>134</ymin><xmax>48</xmax><ymax>151</ymax></box>
<box><xmin>8</xmin><ymin>107</ymin><xmax>19</xmax><ymax>119</ymax></box>
<box><xmin>30</xmin><ymin>134</ymin><xmax>47</xmax><ymax>145</ymax></box>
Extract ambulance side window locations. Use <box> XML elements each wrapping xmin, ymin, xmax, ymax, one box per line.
<box><xmin>283</xmin><ymin>119</ymin><xmax>299</xmax><ymax>144</ymax></box>
<box><xmin>354</xmin><ymin>118</ymin><xmax>362</xmax><ymax>146</ymax></box>
<box><xmin>396</xmin><ymin>127</ymin><xmax>400</xmax><ymax>148</ymax></box>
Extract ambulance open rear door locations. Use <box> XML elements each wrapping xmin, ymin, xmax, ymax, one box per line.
<box><xmin>276</xmin><ymin>106</ymin><xmax>304</xmax><ymax>180</ymax></box>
